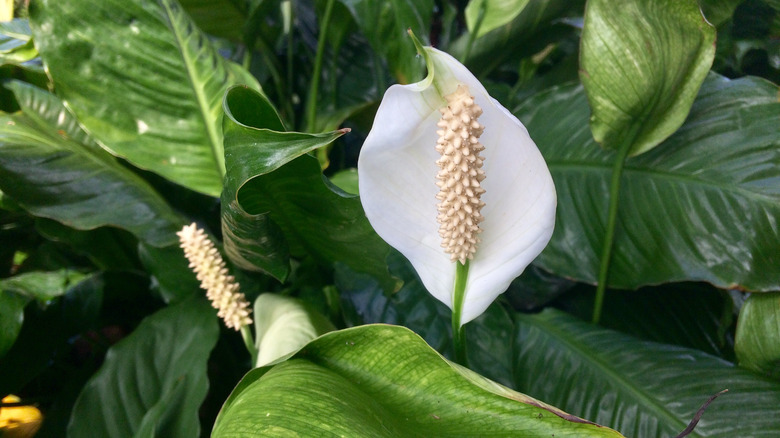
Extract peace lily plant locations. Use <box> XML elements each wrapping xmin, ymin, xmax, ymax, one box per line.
<box><xmin>359</xmin><ymin>34</ymin><xmax>557</xmax><ymax>361</ymax></box>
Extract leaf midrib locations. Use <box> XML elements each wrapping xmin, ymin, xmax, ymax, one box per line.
<box><xmin>523</xmin><ymin>312</ymin><xmax>695</xmax><ymax>437</ymax></box>
<box><xmin>158</xmin><ymin>0</ymin><xmax>224</xmax><ymax>177</ymax></box>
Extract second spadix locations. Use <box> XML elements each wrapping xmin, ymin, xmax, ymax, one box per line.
<box><xmin>358</xmin><ymin>44</ymin><xmax>556</xmax><ymax>326</ymax></box>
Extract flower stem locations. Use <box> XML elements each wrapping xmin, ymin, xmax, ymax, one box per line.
<box><xmin>451</xmin><ymin>260</ymin><xmax>470</xmax><ymax>365</ymax></box>
<box><xmin>305</xmin><ymin>0</ymin><xmax>335</xmax><ymax>133</ymax></box>
<box><xmin>462</xmin><ymin>2</ymin><xmax>486</xmax><ymax>63</ymax></box>
<box><xmin>592</xmin><ymin>139</ymin><xmax>633</xmax><ymax>324</ymax></box>
<box><xmin>241</xmin><ymin>324</ymin><xmax>258</xmax><ymax>366</ymax></box>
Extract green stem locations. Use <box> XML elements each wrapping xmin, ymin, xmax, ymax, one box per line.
<box><xmin>283</xmin><ymin>0</ymin><xmax>295</xmax><ymax>128</ymax></box>
<box><xmin>462</xmin><ymin>3</ymin><xmax>486</xmax><ymax>63</ymax></box>
<box><xmin>240</xmin><ymin>324</ymin><xmax>258</xmax><ymax>366</ymax></box>
<box><xmin>241</xmin><ymin>48</ymin><xmax>251</xmax><ymax>70</ymax></box>
<box><xmin>451</xmin><ymin>260</ymin><xmax>470</xmax><ymax>366</ymax></box>
<box><xmin>305</xmin><ymin>0</ymin><xmax>335</xmax><ymax>133</ymax></box>
<box><xmin>592</xmin><ymin>140</ymin><xmax>633</xmax><ymax>324</ymax></box>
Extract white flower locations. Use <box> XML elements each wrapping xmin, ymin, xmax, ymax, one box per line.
<box><xmin>358</xmin><ymin>46</ymin><xmax>556</xmax><ymax>326</ymax></box>
<box><xmin>178</xmin><ymin>223</ymin><xmax>252</xmax><ymax>330</ymax></box>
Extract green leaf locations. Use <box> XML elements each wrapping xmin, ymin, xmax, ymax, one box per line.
<box><xmin>465</xmin><ymin>0</ymin><xmax>531</xmax><ymax>38</ymax></box>
<box><xmin>735</xmin><ymin>292</ymin><xmax>780</xmax><ymax>379</ymax></box>
<box><xmin>212</xmin><ymin>324</ymin><xmax>624</xmax><ymax>437</ymax></box>
<box><xmin>0</xmin><ymin>269</ymin><xmax>87</xmax><ymax>303</ymax></box>
<box><xmin>516</xmin><ymin>74</ymin><xmax>780</xmax><ymax>291</ymax></box>
<box><xmin>452</xmin><ymin>0</ymin><xmax>583</xmax><ymax>76</ymax></box>
<box><xmin>335</xmin><ymin>254</ymin><xmax>453</xmax><ymax>353</ymax></box>
<box><xmin>0</xmin><ymin>63</ymin><xmax>48</xmax><ymax>113</ymax></box>
<box><xmin>253</xmin><ymin>293</ymin><xmax>335</xmax><ymax>367</ymax></box>
<box><xmin>337</xmin><ymin>0</ymin><xmax>433</xmax><ymax>84</ymax></box>
<box><xmin>28</xmin><ymin>0</ymin><xmax>261</xmax><ymax>196</ymax></box>
<box><xmin>67</xmin><ymin>298</ymin><xmax>219</xmax><ymax>438</ymax></box>
<box><xmin>0</xmin><ymin>290</ymin><xmax>26</xmax><ymax>358</ymax></box>
<box><xmin>0</xmin><ymin>18</ymin><xmax>32</xmax><ymax>41</ymax></box>
<box><xmin>178</xmin><ymin>0</ymin><xmax>248</xmax><ymax>40</ymax></box>
<box><xmin>0</xmin><ymin>81</ymin><xmax>185</xmax><ymax>246</ymax></box>
<box><xmin>560</xmin><ymin>284</ymin><xmax>736</xmax><ymax>360</ymax></box>
<box><xmin>138</xmin><ymin>242</ymin><xmax>200</xmax><ymax>304</ymax></box>
<box><xmin>580</xmin><ymin>0</ymin><xmax>716</xmax><ymax>155</ymax></box>
<box><xmin>222</xmin><ymin>86</ymin><xmax>396</xmax><ymax>292</ymax></box>
<box><xmin>35</xmin><ymin>219</ymin><xmax>142</xmax><ymax>271</ymax></box>
<box><xmin>513</xmin><ymin>309</ymin><xmax>780</xmax><ymax>437</ymax></box>
<box><xmin>328</xmin><ymin>168</ymin><xmax>359</xmax><ymax>195</ymax></box>
<box><xmin>0</xmin><ymin>19</ymin><xmax>37</xmax><ymax>65</ymax></box>
<box><xmin>0</xmin><ymin>273</ymin><xmax>111</xmax><ymax>396</ymax></box>
<box><xmin>699</xmin><ymin>0</ymin><xmax>744</xmax><ymax>27</ymax></box>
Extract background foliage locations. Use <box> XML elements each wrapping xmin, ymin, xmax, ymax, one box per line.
<box><xmin>0</xmin><ymin>0</ymin><xmax>778</xmax><ymax>436</ymax></box>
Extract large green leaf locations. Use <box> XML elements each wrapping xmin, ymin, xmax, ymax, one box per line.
<box><xmin>516</xmin><ymin>74</ymin><xmax>780</xmax><ymax>291</ymax></box>
<box><xmin>580</xmin><ymin>0</ymin><xmax>716</xmax><ymax>154</ymax></box>
<box><xmin>735</xmin><ymin>292</ymin><xmax>780</xmax><ymax>379</ymax></box>
<box><xmin>68</xmin><ymin>298</ymin><xmax>219</xmax><ymax>438</ymax></box>
<box><xmin>337</xmin><ymin>0</ymin><xmax>432</xmax><ymax>84</ymax></box>
<box><xmin>212</xmin><ymin>324</ymin><xmax>624</xmax><ymax>437</ymax></box>
<box><xmin>222</xmin><ymin>86</ymin><xmax>396</xmax><ymax>292</ymax></box>
<box><xmin>0</xmin><ymin>81</ymin><xmax>184</xmax><ymax>246</ymax></box>
<box><xmin>513</xmin><ymin>309</ymin><xmax>780</xmax><ymax>437</ymax></box>
<box><xmin>465</xmin><ymin>0</ymin><xmax>531</xmax><ymax>38</ymax></box>
<box><xmin>29</xmin><ymin>0</ymin><xmax>261</xmax><ymax>196</ymax></box>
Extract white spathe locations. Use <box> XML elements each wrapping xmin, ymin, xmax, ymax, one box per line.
<box><xmin>358</xmin><ymin>47</ymin><xmax>556</xmax><ymax>325</ymax></box>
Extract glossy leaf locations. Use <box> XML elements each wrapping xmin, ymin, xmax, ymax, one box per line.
<box><xmin>0</xmin><ymin>81</ymin><xmax>184</xmax><ymax>246</ymax></box>
<box><xmin>222</xmin><ymin>86</ymin><xmax>396</xmax><ymax>292</ymax></box>
<box><xmin>253</xmin><ymin>293</ymin><xmax>335</xmax><ymax>367</ymax></box>
<box><xmin>68</xmin><ymin>298</ymin><xmax>219</xmax><ymax>438</ymax></box>
<box><xmin>337</xmin><ymin>0</ymin><xmax>433</xmax><ymax>84</ymax></box>
<box><xmin>213</xmin><ymin>324</ymin><xmax>624</xmax><ymax>437</ymax></box>
<box><xmin>514</xmin><ymin>309</ymin><xmax>780</xmax><ymax>437</ymax></box>
<box><xmin>29</xmin><ymin>0</ymin><xmax>261</xmax><ymax>196</ymax></box>
<box><xmin>465</xmin><ymin>0</ymin><xmax>531</xmax><ymax>38</ymax></box>
<box><xmin>516</xmin><ymin>75</ymin><xmax>780</xmax><ymax>291</ymax></box>
<box><xmin>580</xmin><ymin>0</ymin><xmax>716</xmax><ymax>154</ymax></box>
<box><xmin>735</xmin><ymin>292</ymin><xmax>780</xmax><ymax>379</ymax></box>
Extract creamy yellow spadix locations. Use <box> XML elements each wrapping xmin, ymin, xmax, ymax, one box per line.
<box><xmin>358</xmin><ymin>46</ymin><xmax>556</xmax><ymax>325</ymax></box>
<box><xmin>435</xmin><ymin>85</ymin><xmax>486</xmax><ymax>264</ymax></box>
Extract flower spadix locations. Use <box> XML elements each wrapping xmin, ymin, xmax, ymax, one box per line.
<box><xmin>358</xmin><ymin>45</ymin><xmax>556</xmax><ymax>326</ymax></box>
<box><xmin>178</xmin><ymin>223</ymin><xmax>252</xmax><ymax>330</ymax></box>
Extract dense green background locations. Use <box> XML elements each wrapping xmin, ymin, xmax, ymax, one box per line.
<box><xmin>0</xmin><ymin>0</ymin><xmax>778</xmax><ymax>436</ymax></box>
